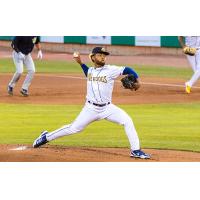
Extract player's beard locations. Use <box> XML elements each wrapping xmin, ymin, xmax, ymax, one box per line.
<box><xmin>95</xmin><ymin>60</ymin><xmax>105</xmax><ymax>67</ymax></box>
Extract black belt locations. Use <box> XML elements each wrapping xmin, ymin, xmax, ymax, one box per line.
<box><xmin>88</xmin><ymin>101</ymin><xmax>110</xmax><ymax>107</ymax></box>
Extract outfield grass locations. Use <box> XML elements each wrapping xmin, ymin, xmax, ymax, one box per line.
<box><xmin>0</xmin><ymin>58</ymin><xmax>192</xmax><ymax>78</ymax></box>
<box><xmin>0</xmin><ymin>103</ymin><xmax>200</xmax><ymax>152</ymax></box>
<box><xmin>0</xmin><ymin>59</ymin><xmax>82</xmax><ymax>73</ymax></box>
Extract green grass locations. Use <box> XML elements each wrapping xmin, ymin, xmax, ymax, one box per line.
<box><xmin>0</xmin><ymin>58</ymin><xmax>192</xmax><ymax>78</ymax></box>
<box><xmin>1</xmin><ymin>103</ymin><xmax>200</xmax><ymax>152</ymax></box>
<box><xmin>133</xmin><ymin>64</ymin><xmax>192</xmax><ymax>78</ymax></box>
<box><xmin>0</xmin><ymin>59</ymin><xmax>82</xmax><ymax>73</ymax></box>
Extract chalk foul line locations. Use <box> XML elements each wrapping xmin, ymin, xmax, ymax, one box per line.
<box><xmin>36</xmin><ymin>74</ymin><xmax>200</xmax><ymax>89</ymax></box>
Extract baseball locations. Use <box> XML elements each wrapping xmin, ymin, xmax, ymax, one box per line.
<box><xmin>73</xmin><ymin>52</ymin><xmax>79</xmax><ymax>58</ymax></box>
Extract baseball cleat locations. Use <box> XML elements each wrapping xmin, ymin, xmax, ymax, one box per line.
<box><xmin>20</xmin><ymin>88</ymin><xmax>29</xmax><ymax>96</ymax></box>
<box><xmin>130</xmin><ymin>149</ymin><xmax>151</xmax><ymax>159</ymax></box>
<box><xmin>7</xmin><ymin>85</ymin><xmax>13</xmax><ymax>96</ymax></box>
<box><xmin>33</xmin><ymin>131</ymin><xmax>48</xmax><ymax>148</ymax></box>
<box><xmin>185</xmin><ymin>83</ymin><xmax>191</xmax><ymax>94</ymax></box>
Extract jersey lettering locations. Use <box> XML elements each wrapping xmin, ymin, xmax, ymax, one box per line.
<box><xmin>86</xmin><ymin>65</ymin><xmax>125</xmax><ymax>103</ymax></box>
<box><xmin>88</xmin><ymin>73</ymin><xmax>107</xmax><ymax>83</ymax></box>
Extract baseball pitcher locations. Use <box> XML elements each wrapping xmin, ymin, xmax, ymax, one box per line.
<box><xmin>178</xmin><ymin>36</ymin><xmax>200</xmax><ymax>93</ymax></box>
<box><xmin>7</xmin><ymin>36</ymin><xmax>42</xmax><ymax>96</ymax></box>
<box><xmin>33</xmin><ymin>47</ymin><xmax>150</xmax><ymax>159</ymax></box>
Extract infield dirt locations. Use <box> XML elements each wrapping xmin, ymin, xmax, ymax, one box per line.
<box><xmin>1</xmin><ymin>145</ymin><xmax>200</xmax><ymax>162</ymax></box>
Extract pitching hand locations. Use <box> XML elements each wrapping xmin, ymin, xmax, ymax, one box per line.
<box><xmin>73</xmin><ymin>52</ymin><xmax>82</xmax><ymax>65</ymax></box>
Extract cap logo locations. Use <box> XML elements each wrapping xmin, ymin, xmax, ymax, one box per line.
<box><xmin>101</xmin><ymin>48</ymin><xmax>106</xmax><ymax>52</ymax></box>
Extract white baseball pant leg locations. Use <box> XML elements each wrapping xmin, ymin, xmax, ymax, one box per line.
<box><xmin>186</xmin><ymin>54</ymin><xmax>196</xmax><ymax>72</ymax></box>
<box><xmin>186</xmin><ymin>50</ymin><xmax>200</xmax><ymax>87</ymax></box>
<box><xmin>9</xmin><ymin>51</ymin><xmax>24</xmax><ymax>88</ymax></box>
<box><xmin>102</xmin><ymin>104</ymin><xmax>140</xmax><ymax>151</ymax></box>
<box><xmin>46</xmin><ymin>103</ymin><xmax>140</xmax><ymax>151</ymax></box>
<box><xmin>46</xmin><ymin>105</ymin><xmax>99</xmax><ymax>141</ymax></box>
<box><xmin>22</xmin><ymin>54</ymin><xmax>35</xmax><ymax>90</ymax></box>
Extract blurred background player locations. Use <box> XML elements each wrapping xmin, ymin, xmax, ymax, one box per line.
<box><xmin>178</xmin><ymin>36</ymin><xmax>200</xmax><ymax>93</ymax></box>
<box><xmin>7</xmin><ymin>36</ymin><xmax>42</xmax><ymax>96</ymax></box>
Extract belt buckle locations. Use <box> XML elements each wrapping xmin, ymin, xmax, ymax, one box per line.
<box><xmin>88</xmin><ymin>101</ymin><xmax>110</xmax><ymax>107</ymax></box>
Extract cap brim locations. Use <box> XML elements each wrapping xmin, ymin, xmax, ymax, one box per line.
<box><xmin>93</xmin><ymin>51</ymin><xmax>110</xmax><ymax>55</ymax></box>
<box><xmin>89</xmin><ymin>51</ymin><xmax>110</xmax><ymax>58</ymax></box>
<box><xmin>102</xmin><ymin>52</ymin><xmax>110</xmax><ymax>55</ymax></box>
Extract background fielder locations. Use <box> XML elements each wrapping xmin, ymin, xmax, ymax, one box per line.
<box><xmin>7</xmin><ymin>36</ymin><xmax>42</xmax><ymax>96</ymax></box>
<box><xmin>33</xmin><ymin>47</ymin><xmax>150</xmax><ymax>159</ymax></box>
<box><xmin>178</xmin><ymin>36</ymin><xmax>200</xmax><ymax>93</ymax></box>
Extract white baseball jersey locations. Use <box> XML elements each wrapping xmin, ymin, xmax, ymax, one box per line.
<box><xmin>86</xmin><ymin>65</ymin><xmax>125</xmax><ymax>104</ymax></box>
<box><xmin>185</xmin><ymin>36</ymin><xmax>200</xmax><ymax>48</ymax></box>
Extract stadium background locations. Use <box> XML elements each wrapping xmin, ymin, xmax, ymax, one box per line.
<box><xmin>0</xmin><ymin>36</ymin><xmax>182</xmax><ymax>55</ymax></box>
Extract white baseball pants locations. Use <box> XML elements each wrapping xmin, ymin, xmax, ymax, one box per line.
<box><xmin>9</xmin><ymin>51</ymin><xmax>35</xmax><ymax>90</ymax></box>
<box><xmin>186</xmin><ymin>49</ymin><xmax>200</xmax><ymax>87</ymax></box>
<box><xmin>46</xmin><ymin>102</ymin><xmax>140</xmax><ymax>151</ymax></box>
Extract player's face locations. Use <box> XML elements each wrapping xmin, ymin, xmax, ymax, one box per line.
<box><xmin>93</xmin><ymin>53</ymin><xmax>107</xmax><ymax>66</ymax></box>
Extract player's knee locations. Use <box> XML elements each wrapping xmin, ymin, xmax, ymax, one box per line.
<box><xmin>73</xmin><ymin>126</ymin><xmax>84</xmax><ymax>133</ymax></box>
<box><xmin>121</xmin><ymin>116</ymin><xmax>133</xmax><ymax>126</ymax></box>
<box><xmin>70</xmin><ymin>124</ymin><xmax>84</xmax><ymax>133</ymax></box>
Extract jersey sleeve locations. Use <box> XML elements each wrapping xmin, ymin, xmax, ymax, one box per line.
<box><xmin>109</xmin><ymin>65</ymin><xmax>125</xmax><ymax>79</ymax></box>
<box><xmin>11</xmin><ymin>36</ymin><xmax>20</xmax><ymax>52</ymax></box>
<box><xmin>81</xmin><ymin>63</ymin><xmax>89</xmax><ymax>77</ymax></box>
<box><xmin>122</xmin><ymin>67</ymin><xmax>139</xmax><ymax>78</ymax></box>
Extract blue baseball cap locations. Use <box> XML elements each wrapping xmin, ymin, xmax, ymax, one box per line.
<box><xmin>91</xmin><ymin>47</ymin><xmax>110</xmax><ymax>55</ymax></box>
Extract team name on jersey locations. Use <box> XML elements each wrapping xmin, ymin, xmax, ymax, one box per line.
<box><xmin>88</xmin><ymin>73</ymin><xmax>107</xmax><ymax>83</ymax></box>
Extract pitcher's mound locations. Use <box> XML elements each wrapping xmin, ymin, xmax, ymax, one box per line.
<box><xmin>0</xmin><ymin>144</ymin><xmax>200</xmax><ymax>162</ymax></box>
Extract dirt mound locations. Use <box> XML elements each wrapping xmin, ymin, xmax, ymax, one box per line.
<box><xmin>1</xmin><ymin>144</ymin><xmax>200</xmax><ymax>162</ymax></box>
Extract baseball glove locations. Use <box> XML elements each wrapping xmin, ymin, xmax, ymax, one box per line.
<box><xmin>183</xmin><ymin>46</ymin><xmax>197</xmax><ymax>56</ymax></box>
<box><xmin>121</xmin><ymin>74</ymin><xmax>140</xmax><ymax>91</ymax></box>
